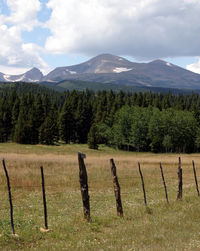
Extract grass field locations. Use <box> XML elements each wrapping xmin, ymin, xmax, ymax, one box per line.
<box><xmin>1</xmin><ymin>143</ymin><xmax>200</xmax><ymax>250</ymax></box>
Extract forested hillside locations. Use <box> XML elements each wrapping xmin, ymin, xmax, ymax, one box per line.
<box><xmin>1</xmin><ymin>83</ymin><xmax>200</xmax><ymax>153</ymax></box>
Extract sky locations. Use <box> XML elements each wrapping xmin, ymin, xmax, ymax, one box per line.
<box><xmin>0</xmin><ymin>0</ymin><xmax>200</xmax><ymax>75</ymax></box>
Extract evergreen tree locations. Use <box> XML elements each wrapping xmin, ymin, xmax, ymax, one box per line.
<box><xmin>95</xmin><ymin>91</ymin><xmax>107</xmax><ymax>123</ymax></box>
<box><xmin>87</xmin><ymin>123</ymin><xmax>99</xmax><ymax>149</ymax></box>
<box><xmin>13</xmin><ymin>95</ymin><xmax>31</xmax><ymax>144</ymax></box>
<box><xmin>59</xmin><ymin>99</ymin><xmax>75</xmax><ymax>143</ymax></box>
<box><xmin>11</xmin><ymin>97</ymin><xmax>20</xmax><ymax>139</ymax></box>
<box><xmin>39</xmin><ymin>104</ymin><xmax>59</xmax><ymax>145</ymax></box>
<box><xmin>74</xmin><ymin>92</ymin><xmax>92</xmax><ymax>143</ymax></box>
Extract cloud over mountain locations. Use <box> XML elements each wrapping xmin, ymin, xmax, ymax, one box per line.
<box><xmin>45</xmin><ymin>0</ymin><xmax>200</xmax><ymax>60</ymax></box>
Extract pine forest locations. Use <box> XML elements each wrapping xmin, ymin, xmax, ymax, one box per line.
<box><xmin>1</xmin><ymin>83</ymin><xmax>200</xmax><ymax>153</ymax></box>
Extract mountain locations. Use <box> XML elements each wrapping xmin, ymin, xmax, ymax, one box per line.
<box><xmin>132</xmin><ymin>59</ymin><xmax>200</xmax><ymax>89</ymax></box>
<box><xmin>0</xmin><ymin>67</ymin><xmax>43</xmax><ymax>82</ymax></box>
<box><xmin>43</xmin><ymin>54</ymin><xmax>200</xmax><ymax>89</ymax></box>
<box><xmin>1</xmin><ymin>54</ymin><xmax>200</xmax><ymax>90</ymax></box>
<box><xmin>43</xmin><ymin>54</ymin><xmax>135</xmax><ymax>81</ymax></box>
<box><xmin>43</xmin><ymin>54</ymin><xmax>139</xmax><ymax>83</ymax></box>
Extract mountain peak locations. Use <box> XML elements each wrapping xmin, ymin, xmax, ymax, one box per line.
<box><xmin>24</xmin><ymin>67</ymin><xmax>43</xmax><ymax>81</ymax></box>
<box><xmin>149</xmin><ymin>59</ymin><xmax>167</xmax><ymax>65</ymax></box>
<box><xmin>92</xmin><ymin>53</ymin><xmax>116</xmax><ymax>58</ymax></box>
<box><xmin>29</xmin><ymin>67</ymin><xmax>40</xmax><ymax>71</ymax></box>
<box><xmin>148</xmin><ymin>59</ymin><xmax>179</xmax><ymax>69</ymax></box>
<box><xmin>88</xmin><ymin>53</ymin><xmax>132</xmax><ymax>64</ymax></box>
<box><xmin>83</xmin><ymin>53</ymin><xmax>134</xmax><ymax>73</ymax></box>
<box><xmin>27</xmin><ymin>67</ymin><xmax>43</xmax><ymax>74</ymax></box>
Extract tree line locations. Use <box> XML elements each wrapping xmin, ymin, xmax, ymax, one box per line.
<box><xmin>1</xmin><ymin>85</ymin><xmax>200</xmax><ymax>153</ymax></box>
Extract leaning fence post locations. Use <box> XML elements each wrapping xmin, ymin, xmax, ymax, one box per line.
<box><xmin>177</xmin><ymin>157</ymin><xmax>183</xmax><ymax>200</ymax></box>
<box><xmin>2</xmin><ymin>159</ymin><xmax>15</xmax><ymax>235</ymax></box>
<box><xmin>138</xmin><ymin>162</ymin><xmax>147</xmax><ymax>207</ymax></box>
<box><xmin>40</xmin><ymin>166</ymin><xmax>49</xmax><ymax>232</ymax></box>
<box><xmin>192</xmin><ymin>160</ymin><xmax>200</xmax><ymax>196</ymax></box>
<box><xmin>78</xmin><ymin>152</ymin><xmax>91</xmax><ymax>222</ymax></box>
<box><xmin>110</xmin><ymin>158</ymin><xmax>123</xmax><ymax>217</ymax></box>
<box><xmin>160</xmin><ymin>163</ymin><xmax>169</xmax><ymax>203</ymax></box>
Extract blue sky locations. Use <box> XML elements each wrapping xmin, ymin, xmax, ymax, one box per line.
<box><xmin>0</xmin><ymin>0</ymin><xmax>200</xmax><ymax>75</ymax></box>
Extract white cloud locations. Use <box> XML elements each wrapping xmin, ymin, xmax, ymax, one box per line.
<box><xmin>5</xmin><ymin>0</ymin><xmax>41</xmax><ymax>31</ymax></box>
<box><xmin>187</xmin><ymin>58</ymin><xmax>200</xmax><ymax>74</ymax></box>
<box><xmin>45</xmin><ymin>0</ymin><xmax>200</xmax><ymax>60</ymax></box>
<box><xmin>0</xmin><ymin>0</ymin><xmax>50</xmax><ymax>75</ymax></box>
<box><xmin>0</xmin><ymin>65</ymin><xmax>32</xmax><ymax>75</ymax></box>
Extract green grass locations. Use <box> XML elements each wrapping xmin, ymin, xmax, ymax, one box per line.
<box><xmin>0</xmin><ymin>143</ymin><xmax>200</xmax><ymax>250</ymax></box>
<box><xmin>0</xmin><ymin>142</ymin><xmax>123</xmax><ymax>155</ymax></box>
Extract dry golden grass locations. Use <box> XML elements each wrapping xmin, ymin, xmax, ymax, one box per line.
<box><xmin>1</xmin><ymin>143</ymin><xmax>200</xmax><ymax>250</ymax></box>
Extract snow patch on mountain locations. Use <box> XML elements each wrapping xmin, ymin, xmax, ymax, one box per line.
<box><xmin>12</xmin><ymin>76</ymin><xmax>25</xmax><ymax>82</ymax></box>
<box><xmin>27</xmin><ymin>78</ymin><xmax>39</xmax><ymax>82</ymax></box>
<box><xmin>65</xmin><ymin>69</ymin><xmax>77</xmax><ymax>74</ymax></box>
<box><xmin>3</xmin><ymin>74</ymin><xmax>25</xmax><ymax>82</ymax></box>
<box><xmin>3</xmin><ymin>75</ymin><xmax>11</xmax><ymax>81</ymax></box>
<box><xmin>113</xmin><ymin>67</ymin><xmax>132</xmax><ymax>73</ymax></box>
<box><xmin>166</xmin><ymin>62</ymin><xmax>172</xmax><ymax>67</ymax></box>
<box><xmin>3</xmin><ymin>74</ymin><xmax>39</xmax><ymax>82</ymax></box>
<box><xmin>69</xmin><ymin>71</ymin><xmax>77</xmax><ymax>74</ymax></box>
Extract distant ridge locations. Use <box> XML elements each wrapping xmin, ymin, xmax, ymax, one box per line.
<box><xmin>1</xmin><ymin>80</ymin><xmax>199</xmax><ymax>95</ymax></box>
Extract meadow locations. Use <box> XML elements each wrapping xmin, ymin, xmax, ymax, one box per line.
<box><xmin>0</xmin><ymin>143</ymin><xmax>200</xmax><ymax>250</ymax></box>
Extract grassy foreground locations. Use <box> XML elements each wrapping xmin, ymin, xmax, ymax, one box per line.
<box><xmin>1</xmin><ymin>143</ymin><xmax>200</xmax><ymax>250</ymax></box>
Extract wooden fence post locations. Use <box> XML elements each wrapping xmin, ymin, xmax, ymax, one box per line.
<box><xmin>138</xmin><ymin>162</ymin><xmax>147</xmax><ymax>207</ymax></box>
<box><xmin>160</xmin><ymin>163</ymin><xmax>169</xmax><ymax>203</ymax></box>
<box><xmin>2</xmin><ymin>159</ymin><xmax>15</xmax><ymax>235</ymax></box>
<box><xmin>40</xmin><ymin>166</ymin><xmax>49</xmax><ymax>231</ymax></box>
<box><xmin>177</xmin><ymin>157</ymin><xmax>183</xmax><ymax>200</ymax></box>
<box><xmin>78</xmin><ymin>152</ymin><xmax>91</xmax><ymax>222</ymax></box>
<box><xmin>110</xmin><ymin>158</ymin><xmax>123</xmax><ymax>217</ymax></box>
<box><xmin>192</xmin><ymin>160</ymin><xmax>200</xmax><ymax>196</ymax></box>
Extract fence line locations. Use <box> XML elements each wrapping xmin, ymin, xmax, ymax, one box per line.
<box><xmin>1</xmin><ymin>154</ymin><xmax>200</xmax><ymax>235</ymax></box>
